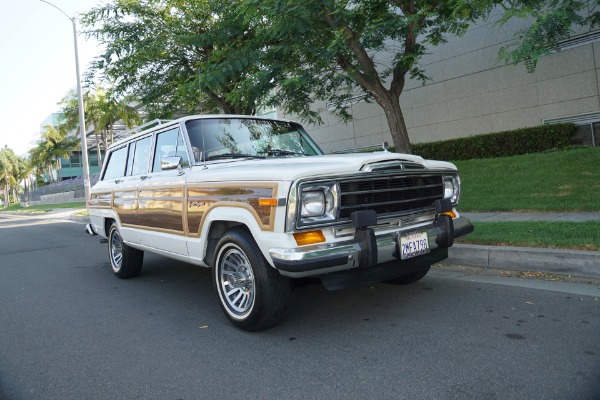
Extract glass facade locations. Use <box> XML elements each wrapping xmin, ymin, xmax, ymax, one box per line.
<box><xmin>59</xmin><ymin>150</ymin><xmax>104</xmax><ymax>180</ymax></box>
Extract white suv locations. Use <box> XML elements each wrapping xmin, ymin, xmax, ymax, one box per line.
<box><xmin>87</xmin><ymin>115</ymin><xmax>473</xmax><ymax>331</ymax></box>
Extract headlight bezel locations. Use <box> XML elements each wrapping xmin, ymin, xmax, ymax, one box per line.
<box><xmin>443</xmin><ymin>174</ymin><xmax>461</xmax><ymax>206</ymax></box>
<box><xmin>289</xmin><ymin>180</ymin><xmax>340</xmax><ymax>230</ymax></box>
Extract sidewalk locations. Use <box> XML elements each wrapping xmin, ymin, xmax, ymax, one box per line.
<box><xmin>462</xmin><ymin>212</ymin><xmax>600</xmax><ymax>223</ymax></box>
<box><xmin>450</xmin><ymin>211</ymin><xmax>600</xmax><ymax>280</ymax></box>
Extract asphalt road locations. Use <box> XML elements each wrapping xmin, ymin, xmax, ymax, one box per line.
<box><xmin>1</xmin><ymin>213</ymin><xmax>599</xmax><ymax>400</ymax></box>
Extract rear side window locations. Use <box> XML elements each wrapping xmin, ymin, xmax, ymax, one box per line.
<box><xmin>131</xmin><ymin>136</ymin><xmax>152</xmax><ymax>176</ymax></box>
<box><xmin>102</xmin><ymin>147</ymin><xmax>127</xmax><ymax>180</ymax></box>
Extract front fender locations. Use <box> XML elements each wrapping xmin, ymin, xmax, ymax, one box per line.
<box><xmin>189</xmin><ymin>203</ymin><xmax>281</xmax><ymax>266</ymax></box>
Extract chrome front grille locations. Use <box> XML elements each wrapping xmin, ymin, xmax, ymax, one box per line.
<box><xmin>338</xmin><ymin>174</ymin><xmax>444</xmax><ymax>221</ymax></box>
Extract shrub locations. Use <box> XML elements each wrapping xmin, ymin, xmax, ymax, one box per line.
<box><xmin>411</xmin><ymin>123</ymin><xmax>576</xmax><ymax>161</ymax></box>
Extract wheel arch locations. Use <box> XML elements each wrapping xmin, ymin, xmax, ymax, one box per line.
<box><xmin>199</xmin><ymin>205</ymin><xmax>270</xmax><ymax>267</ymax></box>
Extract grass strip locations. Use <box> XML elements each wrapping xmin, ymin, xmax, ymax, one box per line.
<box><xmin>457</xmin><ymin>221</ymin><xmax>600</xmax><ymax>251</ymax></box>
<box><xmin>454</xmin><ymin>147</ymin><xmax>600</xmax><ymax>212</ymax></box>
<box><xmin>1</xmin><ymin>202</ymin><xmax>86</xmax><ymax>213</ymax></box>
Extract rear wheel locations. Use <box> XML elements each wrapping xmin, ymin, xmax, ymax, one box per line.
<box><xmin>214</xmin><ymin>228</ymin><xmax>290</xmax><ymax>331</ymax></box>
<box><xmin>385</xmin><ymin>265</ymin><xmax>431</xmax><ymax>285</ymax></box>
<box><xmin>108</xmin><ymin>223</ymin><xmax>144</xmax><ymax>279</ymax></box>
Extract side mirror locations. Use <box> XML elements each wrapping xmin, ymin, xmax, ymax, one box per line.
<box><xmin>160</xmin><ymin>156</ymin><xmax>182</xmax><ymax>171</ymax></box>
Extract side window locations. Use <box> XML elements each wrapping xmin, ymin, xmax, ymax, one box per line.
<box><xmin>152</xmin><ymin>128</ymin><xmax>179</xmax><ymax>172</ymax></box>
<box><xmin>125</xmin><ymin>142</ymin><xmax>136</xmax><ymax>176</ymax></box>
<box><xmin>131</xmin><ymin>136</ymin><xmax>152</xmax><ymax>176</ymax></box>
<box><xmin>102</xmin><ymin>147</ymin><xmax>127</xmax><ymax>180</ymax></box>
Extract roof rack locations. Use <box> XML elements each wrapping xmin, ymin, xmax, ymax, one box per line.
<box><xmin>125</xmin><ymin>118</ymin><xmax>173</xmax><ymax>136</ymax></box>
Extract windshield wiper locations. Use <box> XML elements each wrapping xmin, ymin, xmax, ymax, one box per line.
<box><xmin>206</xmin><ymin>153</ymin><xmax>265</xmax><ymax>161</ymax></box>
<box><xmin>258</xmin><ymin>149</ymin><xmax>307</xmax><ymax>157</ymax></box>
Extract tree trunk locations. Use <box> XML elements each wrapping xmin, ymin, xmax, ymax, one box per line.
<box><xmin>48</xmin><ymin>165</ymin><xmax>55</xmax><ymax>184</ymax></box>
<box><xmin>375</xmin><ymin>93</ymin><xmax>412</xmax><ymax>154</ymax></box>
<box><xmin>57</xmin><ymin>159</ymin><xmax>62</xmax><ymax>181</ymax></box>
<box><xmin>2</xmin><ymin>174</ymin><xmax>8</xmax><ymax>207</ymax></box>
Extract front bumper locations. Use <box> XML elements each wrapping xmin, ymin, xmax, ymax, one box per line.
<box><xmin>270</xmin><ymin>216</ymin><xmax>474</xmax><ymax>278</ymax></box>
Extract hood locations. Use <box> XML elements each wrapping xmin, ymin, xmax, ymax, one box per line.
<box><xmin>189</xmin><ymin>152</ymin><xmax>457</xmax><ymax>182</ymax></box>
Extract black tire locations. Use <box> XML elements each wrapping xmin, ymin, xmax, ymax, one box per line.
<box><xmin>213</xmin><ymin>228</ymin><xmax>291</xmax><ymax>331</ymax></box>
<box><xmin>108</xmin><ymin>223</ymin><xmax>144</xmax><ymax>279</ymax></box>
<box><xmin>385</xmin><ymin>265</ymin><xmax>431</xmax><ymax>285</ymax></box>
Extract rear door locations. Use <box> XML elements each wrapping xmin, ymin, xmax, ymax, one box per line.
<box><xmin>136</xmin><ymin>125</ymin><xmax>190</xmax><ymax>255</ymax></box>
<box><xmin>91</xmin><ymin>143</ymin><xmax>141</xmax><ymax>243</ymax></box>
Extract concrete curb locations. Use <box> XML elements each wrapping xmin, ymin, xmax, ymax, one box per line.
<box><xmin>69</xmin><ymin>214</ymin><xmax>90</xmax><ymax>223</ymax></box>
<box><xmin>447</xmin><ymin>244</ymin><xmax>600</xmax><ymax>279</ymax></box>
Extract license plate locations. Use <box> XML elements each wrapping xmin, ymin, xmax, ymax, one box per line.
<box><xmin>399</xmin><ymin>231</ymin><xmax>430</xmax><ymax>260</ymax></box>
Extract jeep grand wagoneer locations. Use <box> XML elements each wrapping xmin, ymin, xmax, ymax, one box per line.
<box><xmin>87</xmin><ymin>115</ymin><xmax>473</xmax><ymax>331</ymax></box>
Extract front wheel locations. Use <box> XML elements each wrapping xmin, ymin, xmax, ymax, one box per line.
<box><xmin>108</xmin><ymin>223</ymin><xmax>144</xmax><ymax>279</ymax></box>
<box><xmin>213</xmin><ymin>228</ymin><xmax>290</xmax><ymax>331</ymax></box>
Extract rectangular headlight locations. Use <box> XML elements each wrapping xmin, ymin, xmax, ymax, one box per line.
<box><xmin>443</xmin><ymin>174</ymin><xmax>461</xmax><ymax>205</ymax></box>
<box><xmin>301</xmin><ymin>191</ymin><xmax>325</xmax><ymax>217</ymax></box>
<box><xmin>297</xmin><ymin>182</ymin><xmax>339</xmax><ymax>227</ymax></box>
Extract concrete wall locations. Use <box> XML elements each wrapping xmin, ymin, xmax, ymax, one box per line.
<box><xmin>286</xmin><ymin>13</ymin><xmax>600</xmax><ymax>153</ymax></box>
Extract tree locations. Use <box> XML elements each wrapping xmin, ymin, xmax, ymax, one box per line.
<box><xmin>97</xmin><ymin>94</ymin><xmax>141</xmax><ymax>146</ymax></box>
<box><xmin>39</xmin><ymin>125</ymin><xmax>80</xmax><ymax>182</ymax></box>
<box><xmin>0</xmin><ymin>147</ymin><xmax>18</xmax><ymax>207</ymax></box>
<box><xmin>60</xmin><ymin>89</ymin><xmax>105</xmax><ymax>167</ymax></box>
<box><xmin>15</xmin><ymin>157</ymin><xmax>33</xmax><ymax>205</ymax></box>
<box><xmin>233</xmin><ymin>0</ymin><xmax>493</xmax><ymax>153</ymax></box>
<box><xmin>82</xmin><ymin>0</ymin><xmax>491</xmax><ymax>153</ymax></box>
<box><xmin>494</xmin><ymin>0</ymin><xmax>600</xmax><ymax>72</ymax></box>
<box><xmin>81</xmin><ymin>0</ymin><xmax>282</xmax><ymax>120</ymax></box>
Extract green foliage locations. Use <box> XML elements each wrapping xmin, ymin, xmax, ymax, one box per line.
<box><xmin>242</xmin><ymin>0</ymin><xmax>490</xmax><ymax>153</ymax></box>
<box><xmin>454</xmin><ymin>147</ymin><xmax>600</xmax><ymax>212</ymax></box>
<box><xmin>495</xmin><ymin>0</ymin><xmax>599</xmax><ymax>72</ymax></box>
<box><xmin>81</xmin><ymin>0</ymin><xmax>279</xmax><ymax>119</ymax></box>
<box><xmin>0</xmin><ymin>146</ymin><xmax>24</xmax><ymax>206</ymax></box>
<box><xmin>81</xmin><ymin>0</ymin><xmax>496</xmax><ymax>152</ymax></box>
<box><xmin>412</xmin><ymin>123</ymin><xmax>576</xmax><ymax>161</ymax></box>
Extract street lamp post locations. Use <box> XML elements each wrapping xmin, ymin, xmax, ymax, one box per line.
<box><xmin>40</xmin><ymin>0</ymin><xmax>91</xmax><ymax>207</ymax></box>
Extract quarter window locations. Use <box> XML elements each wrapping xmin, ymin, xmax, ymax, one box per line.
<box><xmin>102</xmin><ymin>147</ymin><xmax>127</xmax><ymax>180</ymax></box>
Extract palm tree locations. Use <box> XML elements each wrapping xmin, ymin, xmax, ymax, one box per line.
<box><xmin>0</xmin><ymin>146</ymin><xmax>18</xmax><ymax>207</ymax></box>
<box><xmin>29</xmin><ymin>140</ymin><xmax>55</xmax><ymax>184</ymax></box>
<box><xmin>60</xmin><ymin>89</ymin><xmax>104</xmax><ymax>168</ymax></box>
<box><xmin>98</xmin><ymin>94</ymin><xmax>141</xmax><ymax>146</ymax></box>
<box><xmin>40</xmin><ymin>125</ymin><xmax>80</xmax><ymax>182</ymax></box>
<box><xmin>15</xmin><ymin>157</ymin><xmax>33</xmax><ymax>205</ymax></box>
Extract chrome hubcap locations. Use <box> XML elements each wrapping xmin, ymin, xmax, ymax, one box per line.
<box><xmin>218</xmin><ymin>246</ymin><xmax>255</xmax><ymax>318</ymax></box>
<box><xmin>110</xmin><ymin>229</ymin><xmax>123</xmax><ymax>271</ymax></box>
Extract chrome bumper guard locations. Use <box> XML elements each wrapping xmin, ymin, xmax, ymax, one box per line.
<box><xmin>270</xmin><ymin>216</ymin><xmax>473</xmax><ymax>278</ymax></box>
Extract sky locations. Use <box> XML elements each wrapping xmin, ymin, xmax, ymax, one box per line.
<box><xmin>0</xmin><ymin>0</ymin><xmax>105</xmax><ymax>156</ymax></box>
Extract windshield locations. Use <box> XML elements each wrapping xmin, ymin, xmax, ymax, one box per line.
<box><xmin>185</xmin><ymin>118</ymin><xmax>323</xmax><ymax>163</ymax></box>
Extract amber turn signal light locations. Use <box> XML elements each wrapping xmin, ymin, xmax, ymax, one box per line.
<box><xmin>259</xmin><ymin>198</ymin><xmax>278</xmax><ymax>207</ymax></box>
<box><xmin>293</xmin><ymin>230</ymin><xmax>326</xmax><ymax>246</ymax></box>
<box><xmin>441</xmin><ymin>211</ymin><xmax>456</xmax><ymax>218</ymax></box>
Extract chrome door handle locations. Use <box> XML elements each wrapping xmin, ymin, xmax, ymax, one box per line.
<box><xmin>140</xmin><ymin>175</ymin><xmax>151</xmax><ymax>181</ymax></box>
